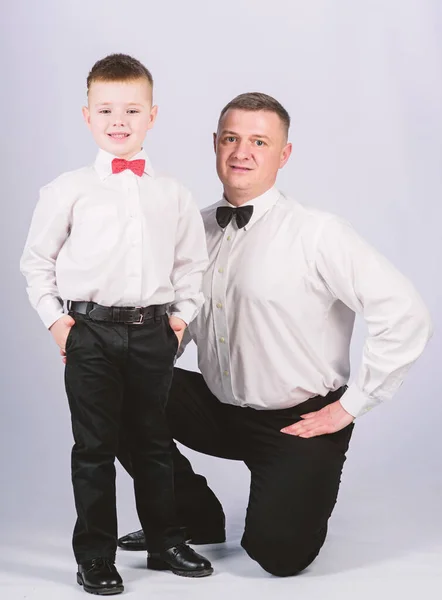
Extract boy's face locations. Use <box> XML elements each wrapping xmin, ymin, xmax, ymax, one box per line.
<box><xmin>83</xmin><ymin>78</ymin><xmax>157</xmax><ymax>160</ymax></box>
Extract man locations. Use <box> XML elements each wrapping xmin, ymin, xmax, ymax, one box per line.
<box><xmin>117</xmin><ymin>93</ymin><xmax>432</xmax><ymax>576</ymax></box>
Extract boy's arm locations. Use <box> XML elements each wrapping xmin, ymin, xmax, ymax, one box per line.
<box><xmin>20</xmin><ymin>183</ymin><xmax>72</xmax><ymax>329</ymax></box>
<box><xmin>169</xmin><ymin>187</ymin><xmax>209</xmax><ymax>327</ymax></box>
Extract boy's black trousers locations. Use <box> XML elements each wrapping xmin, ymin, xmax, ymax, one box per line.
<box><xmin>64</xmin><ymin>310</ymin><xmax>184</xmax><ymax>563</ymax></box>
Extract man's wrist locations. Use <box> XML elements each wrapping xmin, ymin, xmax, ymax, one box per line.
<box><xmin>339</xmin><ymin>383</ymin><xmax>377</xmax><ymax>418</ymax></box>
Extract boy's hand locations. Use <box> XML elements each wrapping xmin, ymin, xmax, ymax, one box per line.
<box><xmin>169</xmin><ymin>316</ymin><xmax>186</xmax><ymax>347</ymax></box>
<box><xmin>50</xmin><ymin>315</ymin><xmax>75</xmax><ymax>362</ymax></box>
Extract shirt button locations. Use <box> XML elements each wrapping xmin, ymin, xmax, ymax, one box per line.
<box><xmin>223</xmin><ymin>370</ymin><xmax>229</xmax><ymax>376</ymax></box>
<box><xmin>216</xmin><ymin>302</ymin><xmax>223</xmax><ymax>309</ymax></box>
<box><xmin>218</xmin><ymin>267</ymin><xmax>224</xmax><ymax>273</ymax></box>
<box><xmin>227</xmin><ymin>236</ymin><xmax>231</xmax><ymax>241</ymax></box>
<box><xmin>219</xmin><ymin>337</ymin><xmax>225</xmax><ymax>343</ymax></box>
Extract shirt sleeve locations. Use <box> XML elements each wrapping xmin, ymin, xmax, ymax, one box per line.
<box><xmin>315</xmin><ymin>217</ymin><xmax>433</xmax><ymax>418</ymax></box>
<box><xmin>175</xmin><ymin>327</ymin><xmax>193</xmax><ymax>360</ymax></box>
<box><xmin>20</xmin><ymin>183</ymin><xmax>72</xmax><ymax>329</ymax></box>
<box><xmin>168</xmin><ymin>187</ymin><xmax>209</xmax><ymax>325</ymax></box>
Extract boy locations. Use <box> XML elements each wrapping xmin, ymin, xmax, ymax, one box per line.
<box><xmin>20</xmin><ymin>54</ymin><xmax>212</xmax><ymax>595</ymax></box>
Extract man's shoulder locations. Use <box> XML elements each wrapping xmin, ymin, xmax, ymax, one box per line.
<box><xmin>200</xmin><ymin>199</ymin><xmax>223</xmax><ymax>221</ymax></box>
<box><xmin>278</xmin><ymin>194</ymin><xmax>348</xmax><ymax>231</ymax></box>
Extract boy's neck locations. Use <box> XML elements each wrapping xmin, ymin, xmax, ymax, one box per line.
<box><xmin>100</xmin><ymin>147</ymin><xmax>144</xmax><ymax>161</ymax></box>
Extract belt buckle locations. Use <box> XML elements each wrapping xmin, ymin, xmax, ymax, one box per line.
<box><xmin>132</xmin><ymin>307</ymin><xmax>144</xmax><ymax>325</ymax></box>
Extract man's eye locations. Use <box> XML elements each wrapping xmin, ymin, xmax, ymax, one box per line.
<box><xmin>255</xmin><ymin>140</ymin><xmax>265</xmax><ymax>146</ymax></box>
<box><xmin>226</xmin><ymin>136</ymin><xmax>236</xmax><ymax>142</ymax></box>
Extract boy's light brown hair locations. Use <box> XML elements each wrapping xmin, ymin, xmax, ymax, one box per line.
<box><xmin>87</xmin><ymin>53</ymin><xmax>153</xmax><ymax>93</ymax></box>
<box><xmin>218</xmin><ymin>92</ymin><xmax>291</xmax><ymax>137</ymax></box>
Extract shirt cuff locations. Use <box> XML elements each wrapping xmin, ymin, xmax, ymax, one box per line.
<box><xmin>339</xmin><ymin>383</ymin><xmax>380</xmax><ymax>419</ymax></box>
<box><xmin>169</xmin><ymin>300</ymin><xmax>199</xmax><ymax>326</ymax></box>
<box><xmin>37</xmin><ymin>297</ymin><xmax>65</xmax><ymax>329</ymax></box>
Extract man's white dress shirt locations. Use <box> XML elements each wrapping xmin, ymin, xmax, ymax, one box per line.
<box><xmin>20</xmin><ymin>149</ymin><xmax>208</xmax><ymax>329</ymax></box>
<box><xmin>183</xmin><ymin>186</ymin><xmax>432</xmax><ymax>418</ymax></box>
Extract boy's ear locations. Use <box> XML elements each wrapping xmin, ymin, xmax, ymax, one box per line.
<box><xmin>82</xmin><ymin>106</ymin><xmax>91</xmax><ymax>129</ymax></box>
<box><xmin>213</xmin><ymin>132</ymin><xmax>217</xmax><ymax>153</ymax></box>
<box><xmin>147</xmin><ymin>104</ymin><xmax>158</xmax><ymax>130</ymax></box>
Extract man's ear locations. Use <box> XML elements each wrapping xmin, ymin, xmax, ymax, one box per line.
<box><xmin>279</xmin><ymin>142</ymin><xmax>292</xmax><ymax>169</ymax></box>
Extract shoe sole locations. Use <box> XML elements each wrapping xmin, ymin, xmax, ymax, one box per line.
<box><xmin>147</xmin><ymin>558</ymin><xmax>213</xmax><ymax>578</ymax></box>
<box><xmin>118</xmin><ymin>534</ymin><xmax>225</xmax><ymax>551</ymax></box>
<box><xmin>117</xmin><ymin>543</ymin><xmax>148</xmax><ymax>552</ymax></box>
<box><xmin>189</xmin><ymin>535</ymin><xmax>226</xmax><ymax>545</ymax></box>
<box><xmin>77</xmin><ymin>573</ymin><xmax>124</xmax><ymax>595</ymax></box>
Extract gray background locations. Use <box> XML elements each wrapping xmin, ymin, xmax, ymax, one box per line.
<box><xmin>1</xmin><ymin>1</ymin><xmax>441</xmax><ymax>598</ymax></box>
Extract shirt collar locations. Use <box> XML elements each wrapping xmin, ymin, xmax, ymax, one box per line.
<box><xmin>221</xmin><ymin>186</ymin><xmax>280</xmax><ymax>231</ymax></box>
<box><xmin>94</xmin><ymin>148</ymin><xmax>154</xmax><ymax>180</ymax></box>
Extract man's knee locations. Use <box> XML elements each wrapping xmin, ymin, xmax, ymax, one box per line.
<box><xmin>241</xmin><ymin>528</ymin><xmax>325</xmax><ymax>577</ymax></box>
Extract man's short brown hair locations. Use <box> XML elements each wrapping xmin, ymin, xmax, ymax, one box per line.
<box><xmin>87</xmin><ymin>53</ymin><xmax>153</xmax><ymax>93</ymax></box>
<box><xmin>218</xmin><ymin>92</ymin><xmax>291</xmax><ymax>136</ymax></box>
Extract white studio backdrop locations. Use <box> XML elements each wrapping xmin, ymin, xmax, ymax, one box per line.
<box><xmin>1</xmin><ymin>1</ymin><xmax>441</xmax><ymax>593</ymax></box>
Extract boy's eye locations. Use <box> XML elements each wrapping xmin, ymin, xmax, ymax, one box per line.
<box><xmin>127</xmin><ymin>109</ymin><xmax>140</xmax><ymax>114</ymax></box>
<box><xmin>99</xmin><ymin>109</ymin><xmax>111</xmax><ymax>114</ymax></box>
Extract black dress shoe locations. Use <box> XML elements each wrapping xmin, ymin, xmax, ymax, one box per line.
<box><xmin>147</xmin><ymin>542</ymin><xmax>213</xmax><ymax>577</ymax></box>
<box><xmin>118</xmin><ymin>529</ymin><xmax>147</xmax><ymax>551</ymax></box>
<box><xmin>118</xmin><ymin>522</ymin><xmax>225</xmax><ymax>551</ymax></box>
<box><xmin>77</xmin><ymin>558</ymin><xmax>124</xmax><ymax>595</ymax></box>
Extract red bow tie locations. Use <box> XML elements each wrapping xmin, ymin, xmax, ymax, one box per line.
<box><xmin>111</xmin><ymin>158</ymin><xmax>145</xmax><ymax>177</ymax></box>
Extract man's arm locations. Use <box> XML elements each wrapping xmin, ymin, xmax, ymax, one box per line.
<box><xmin>283</xmin><ymin>217</ymin><xmax>432</xmax><ymax>438</ymax></box>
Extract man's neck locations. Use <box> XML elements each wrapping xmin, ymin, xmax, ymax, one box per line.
<box><xmin>223</xmin><ymin>184</ymin><xmax>275</xmax><ymax>207</ymax></box>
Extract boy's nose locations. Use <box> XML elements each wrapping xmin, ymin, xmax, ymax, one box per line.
<box><xmin>112</xmin><ymin>112</ymin><xmax>126</xmax><ymax>126</ymax></box>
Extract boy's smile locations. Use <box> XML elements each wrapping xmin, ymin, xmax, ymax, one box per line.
<box><xmin>83</xmin><ymin>79</ymin><xmax>157</xmax><ymax>160</ymax></box>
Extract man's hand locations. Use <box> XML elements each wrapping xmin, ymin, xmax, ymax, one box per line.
<box><xmin>169</xmin><ymin>316</ymin><xmax>187</xmax><ymax>347</ymax></box>
<box><xmin>50</xmin><ymin>315</ymin><xmax>75</xmax><ymax>365</ymax></box>
<box><xmin>280</xmin><ymin>400</ymin><xmax>354</xmax><ymax>438</ymax></box>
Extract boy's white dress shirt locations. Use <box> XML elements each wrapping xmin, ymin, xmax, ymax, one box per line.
<box><xmin>20</xmin><ymin>149</ymin><xmax>208</xmax><ymax>329</ymax></box>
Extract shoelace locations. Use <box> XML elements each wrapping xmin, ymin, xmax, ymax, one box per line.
<box><xmin>169</xmin><ymin>543</ymin><xmax>189</xmax><ymax>556</ymax></box>
<box><xmin>89</xmin><ymin>558</ymin><xmax>114</xmax><ymax>572</ymax></box>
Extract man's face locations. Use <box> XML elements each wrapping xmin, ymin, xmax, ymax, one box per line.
<box><xmin>214</xmin><ymin>109</ymin><xmax>292</xmax><ymax>202</ymax></box>
<box><xmin>82</xmin><ymin>78</ymin><xmax>157</xmax><ymax>159</ymax></box>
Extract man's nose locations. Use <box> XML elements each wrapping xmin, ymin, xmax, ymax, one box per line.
<box><xmin>233</xmin><ymin>141</ymin><xmax>250</xmax><ymax>160</ymax></box>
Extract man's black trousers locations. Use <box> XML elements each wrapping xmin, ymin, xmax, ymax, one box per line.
<box><xmin>119</xmin><ymin>367</ymin><xmax>353</xmax><ymax>576</ymax></box>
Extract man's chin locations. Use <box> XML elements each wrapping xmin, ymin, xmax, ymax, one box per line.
<box><xmin>224</xmin><ymin>176</ymin><xmax>253</xmax><ymax>191</ymax></box>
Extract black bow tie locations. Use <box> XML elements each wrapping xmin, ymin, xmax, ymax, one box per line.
<box><xmin>216</xmin><ymin>205</ymin><xmax>254</xmax><ymax>229</ymax></box>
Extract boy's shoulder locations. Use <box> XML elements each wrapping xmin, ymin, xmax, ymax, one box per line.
<box><xmin>151</xmin><ymin>171</ymin><xmax>192</xmax><ymax>196</ymax></box>
<box><xmin>42</xmin><ymin>165</ymin><xmax>95</xmax><ymax>194</ymax></box>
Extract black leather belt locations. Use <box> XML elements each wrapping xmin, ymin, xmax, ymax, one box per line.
<box><xmin>67</xmin><ymin>301</ymin><xmax>168</xmax><ymax>325</ymax></box>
